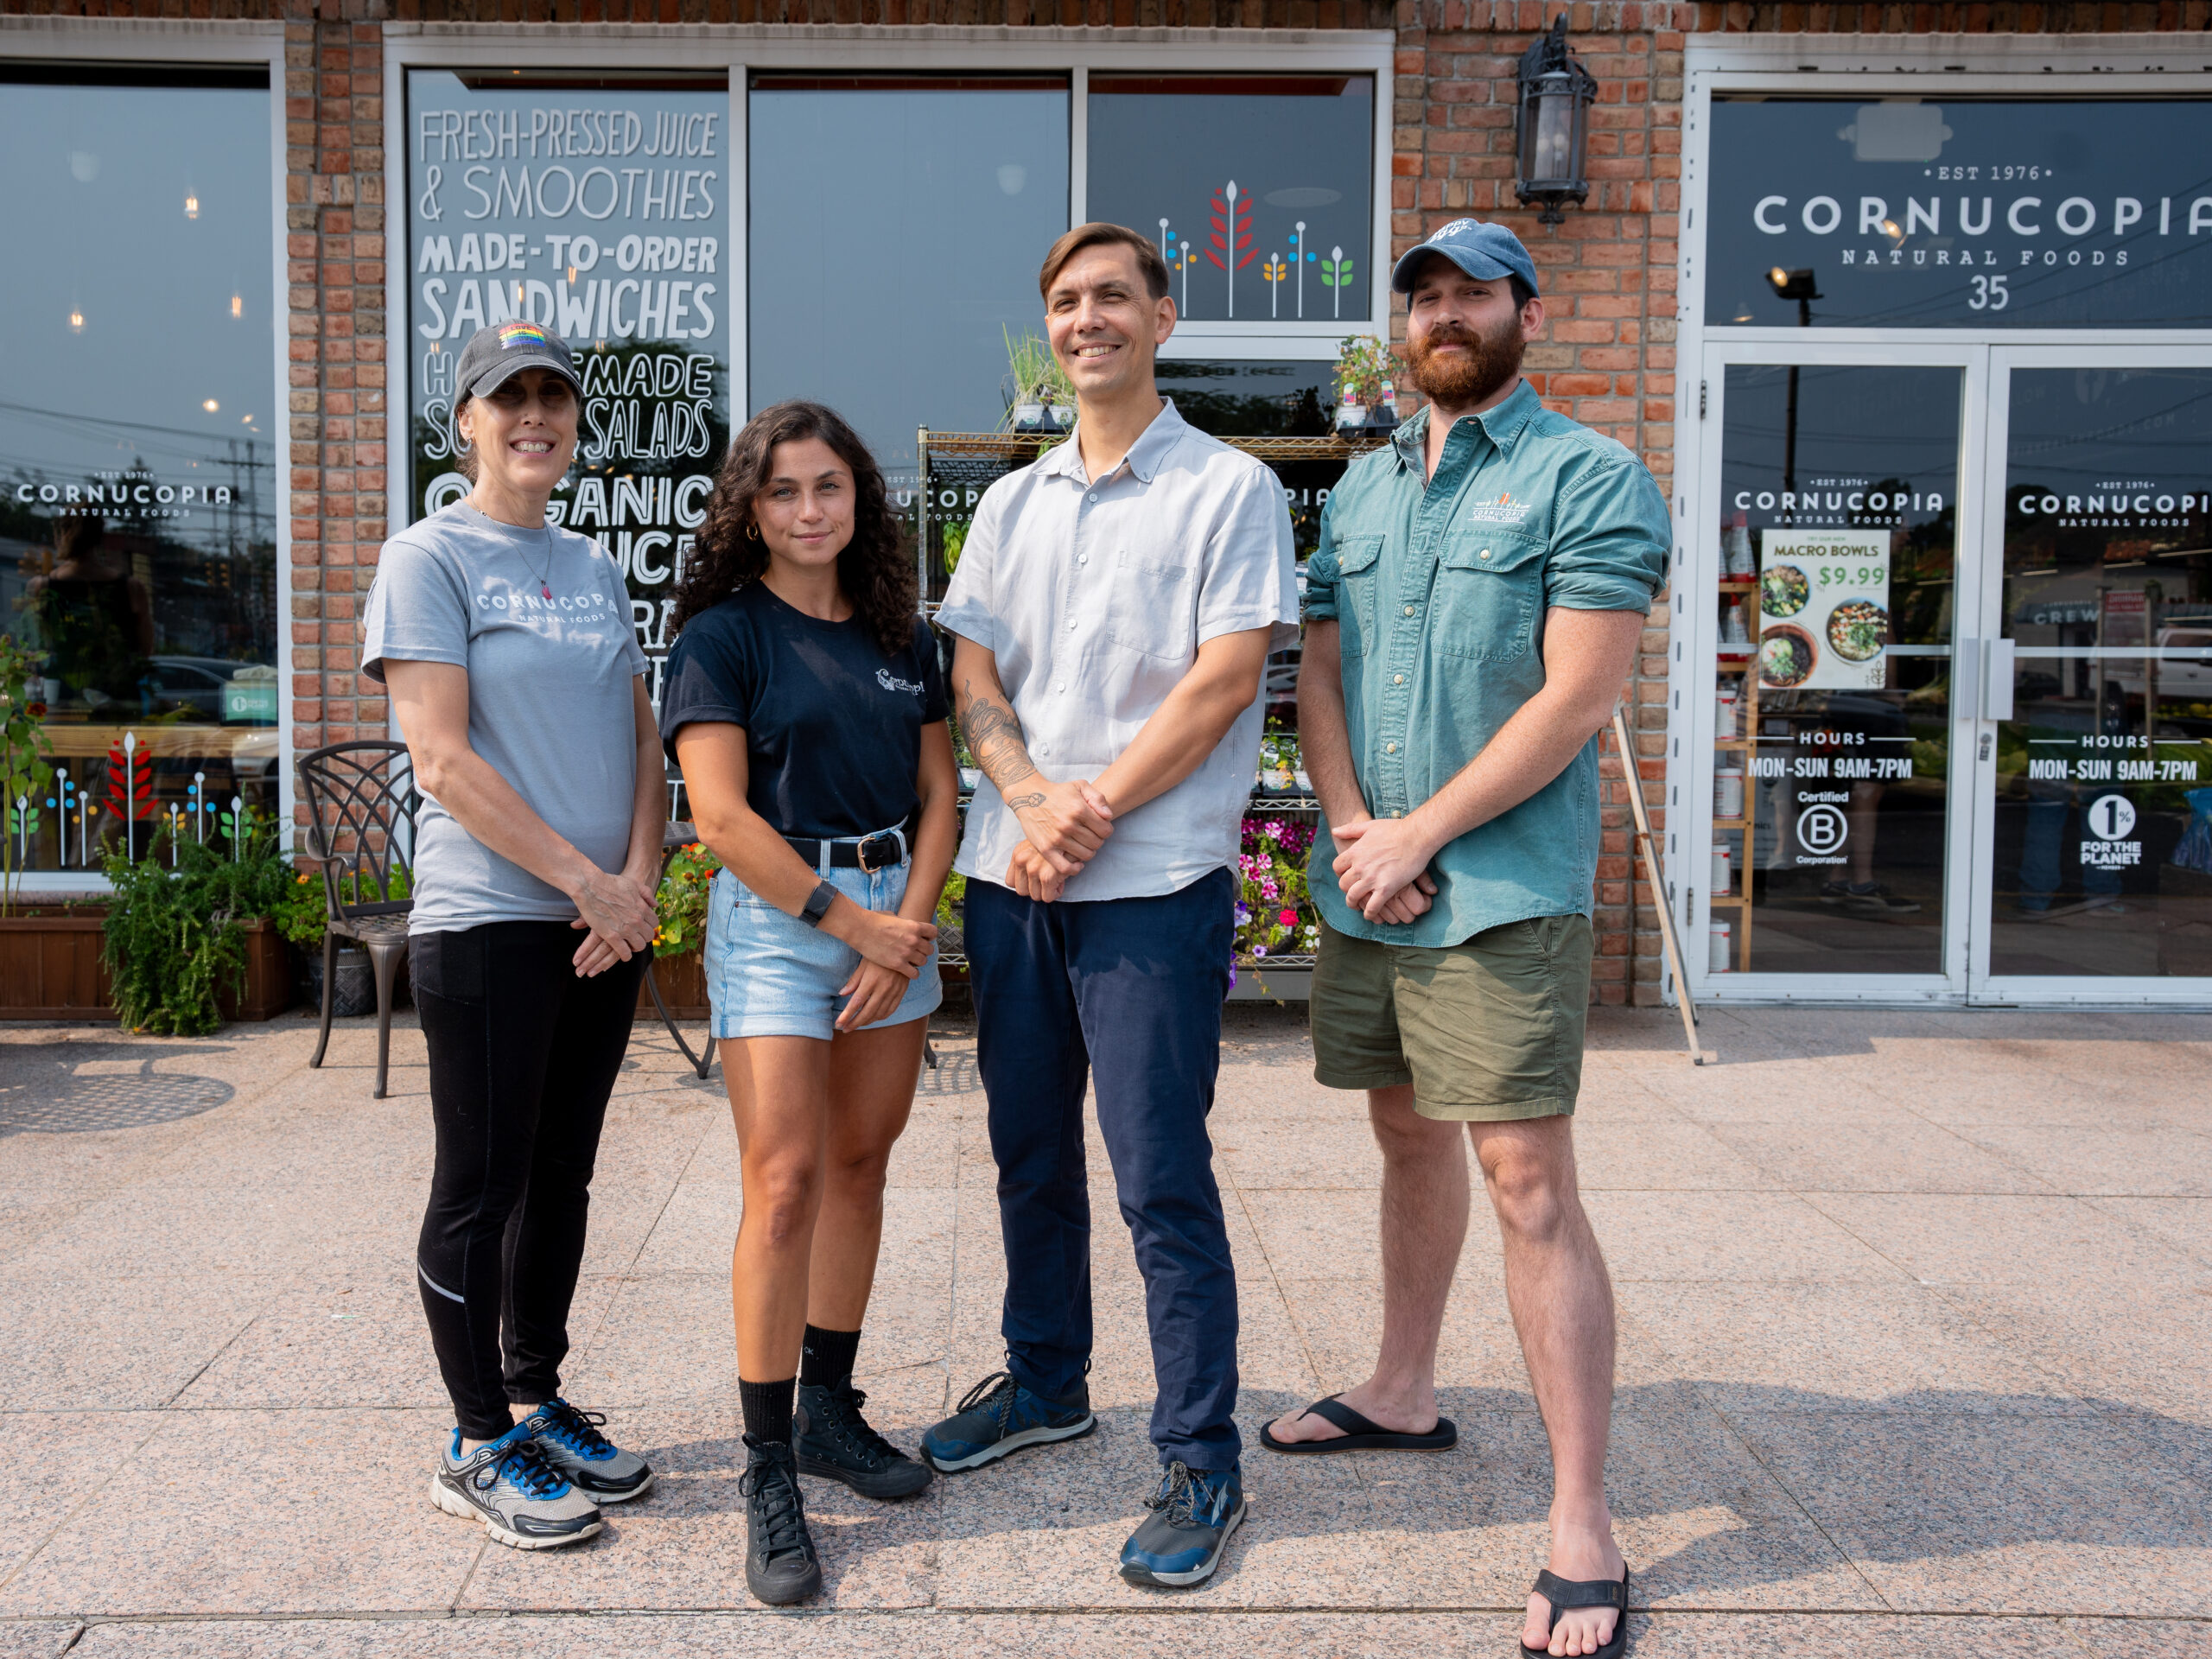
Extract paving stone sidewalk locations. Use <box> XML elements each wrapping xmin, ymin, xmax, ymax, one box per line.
<box><xmin>0</xmin><ymin>1001</ymin><xmax>2206</xmax><ymax>1658</ymax></box>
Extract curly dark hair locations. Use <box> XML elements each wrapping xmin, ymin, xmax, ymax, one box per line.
<box><xmin>672</xmin><ymin>400</ymin><xmax>916</xmax><ymax>659</ymax></box>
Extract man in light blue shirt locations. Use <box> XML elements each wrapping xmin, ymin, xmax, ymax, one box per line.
<box><xmin>919</xmin><ymin>222</ymin><xmax>1296</xmax><ymax>1592</ymax></box>
<box><xmin>1264</xmin><ymin>219</ymin><xmax>1668</xmax><ymax>1659</ymax></box>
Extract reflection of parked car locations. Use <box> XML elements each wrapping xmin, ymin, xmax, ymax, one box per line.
<box><xmin>147</xmin><ymin>657</ymin><xmax>279</xmax><ymax>724</ymax></box>
<box><xmin>2108</xmin><ymin>628</ymin><xmax>2212</xmax><ymax>701</ymax></box>
<box><xmin>146</xmin><ymin>657</ymin><xmax>235</xmax><ymax>721</ymax></box>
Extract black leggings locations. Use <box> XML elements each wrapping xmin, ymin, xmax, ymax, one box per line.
<box><xmin>412</xmin><ymin>922</ymin><xmax>647</xmax><ymax>1440</ymax></box>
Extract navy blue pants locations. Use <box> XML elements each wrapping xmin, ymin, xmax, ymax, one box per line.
<box><xmin>967</xmin><ymin>867</ymin><xmax>1241</xmax><ymax>1471</ymax></box>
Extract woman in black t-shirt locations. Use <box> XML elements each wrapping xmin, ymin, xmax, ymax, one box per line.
<box><xmin>659</xmin><ymin>401</ymin><xmax>956</xmax><ymax>1605</ymax></box>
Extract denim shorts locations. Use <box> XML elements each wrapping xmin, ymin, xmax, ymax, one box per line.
<box><xmin>705</xmin><ymin>849</ymin><xmax>943</xmax><ymax>1041</ymax></box>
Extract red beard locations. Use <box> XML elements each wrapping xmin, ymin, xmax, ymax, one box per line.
<box><xmin>1407</xmin><ymin>316</ymin><xmax>1526</xmax><ymax>407</ymax></box>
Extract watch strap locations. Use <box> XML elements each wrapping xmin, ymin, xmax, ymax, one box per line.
<box><xmin>799</xmin><ymin>880</ymin><xmax>837</xmax><ymax>927</ymax></box>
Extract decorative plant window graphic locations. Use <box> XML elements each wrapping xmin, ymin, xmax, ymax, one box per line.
<box><xmin>404</xmin><ymin>71</ymin><xmax>733</xmax><ymax>712</ymax></box>
<box><xmin>1088</xmin><ymin>76</ymin><xmax>1375</xmax><ymax>327</ymax></box>
<box><xmin>0</xmin><ymin>65</ymin><xmax>280</xmax><ymax>874</ymax></box>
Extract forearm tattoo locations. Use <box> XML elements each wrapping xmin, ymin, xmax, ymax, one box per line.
<box><xmin>956</xmin><ymin>673</ymin><xmax>1042</xmax><ymax>798</ymax></box>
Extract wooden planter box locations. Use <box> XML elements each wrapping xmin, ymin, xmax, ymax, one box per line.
<box><xmin>642</xmin><ymin>949</ymin><xmax>710</xmax><ymax>1020</ymax></box>
<box><xmin>0</xmin><ymin>907</ymin><xmax>293</xmax><ymax>1023</ymax></box>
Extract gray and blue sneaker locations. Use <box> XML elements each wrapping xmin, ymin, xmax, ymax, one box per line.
<box><xmin>1119</xmin><ymin>1461</ymin><xmax>1245</xmax><ymax>1587</ymax></box>
<box><xmin>519</xmin><ymin>1398</ymin><xmax>654</xmax><ymax>1503</ymax></box>
<box><xmin>429</xmin><ymin>1424</ymin><xmax>604</xmax><ymax>1549</ymax></box>
<box><xmin>919</xmin><ymin>1369</ymin><xmax>1096</xmax><ymax>1472</ymax></box>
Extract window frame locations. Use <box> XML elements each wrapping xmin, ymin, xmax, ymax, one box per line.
<box><xmin>0</xmin><ymin>17</ymin><xmax>293</xmax><ymax>891</ymax></box>
<box><xmin>380</xmin><ymin>22</ymin><xmax>1397</xmax><ymax>536</ymax></box>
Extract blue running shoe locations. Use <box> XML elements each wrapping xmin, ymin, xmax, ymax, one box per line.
<box><xmin>429</xmin><ymin>1424</ymin><xmax>603</xmax><ymax>1550</ymax></box>
<box><xmin>519</xmin><ymin>1398</ymin><xmax>654</xmax><ymax>1503</ymax></box>
<box><xmin>1119</xmin><ymin>1461</ymin><xmax>1245</xmax><ymax>1587</ymax></box>
<box><xmin>919</xmin><ymin>1370</ymin><xmax>1095</xmax><ymax>1472</ymax></box>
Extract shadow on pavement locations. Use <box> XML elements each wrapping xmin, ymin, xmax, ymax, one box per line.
<box><xmin>0</xmin><ymin>1040</ymin><xmax>236</xmax><ymax>1135</ymax></box>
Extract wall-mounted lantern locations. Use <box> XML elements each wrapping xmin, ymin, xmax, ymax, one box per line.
<box><xmin>1514</xmin><ymin>16</ymin><xmax>1598</xmax><ymax>226</ymax></box>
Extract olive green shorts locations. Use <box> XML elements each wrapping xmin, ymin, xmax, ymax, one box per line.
<box><xmin>1309</xmin><ymin>912</ymin><xmax>1593</xmax><ymax>1121</ymax></box>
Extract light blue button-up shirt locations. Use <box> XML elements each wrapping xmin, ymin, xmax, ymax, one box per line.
<box><xmin>1302</xmin><ymin>381</ymin><xmax>1670</xmax><ymax>946</ymax></box>
<box><xmin>938</xmin><ymin>399</ymin><xmax>1297</xmax><ymax>901</ymax></box>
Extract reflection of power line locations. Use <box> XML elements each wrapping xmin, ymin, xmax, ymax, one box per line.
<box><xmin>2005</xmin><ymin>382</ymin><xmax>2212</xmax><ymax>462</ymax></box>
<box><xmin>0</xmin><ymin>401</ymin><xmax>272</xmax><ymax>472</ymax></box>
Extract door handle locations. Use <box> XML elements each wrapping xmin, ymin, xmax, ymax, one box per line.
<box><xmin>1985</xmin><ymin>638</ymin><xmax>2016</xmax><ymax>722</ymax></box>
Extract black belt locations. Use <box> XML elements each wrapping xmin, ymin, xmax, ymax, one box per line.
<box><xmin>784</xmin><ymin>817</ymin><xmax>914</xmax><ymax>874</ymax></box>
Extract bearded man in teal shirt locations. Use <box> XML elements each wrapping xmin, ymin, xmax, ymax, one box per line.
<box><xmin>1264</xmin><ymin>219</ymin><xmax>1669</xmax><ymax>1659</ymax></box>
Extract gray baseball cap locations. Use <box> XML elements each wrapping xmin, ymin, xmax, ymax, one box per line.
<box><xmin>1390</xmin><ymin>218</ymin><xmax>1541</xmax><ymax>296</ymax></box>
<box><xmin>454</xmin><ymin>321</ymin><xmax>582</xmax><ymax>400</ymax></box>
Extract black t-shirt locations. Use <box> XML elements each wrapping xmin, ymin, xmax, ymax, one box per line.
<box><xmin>658</xmin><ymin>582</ymin><xmax>949</xmax><ymax>840</ymax></box>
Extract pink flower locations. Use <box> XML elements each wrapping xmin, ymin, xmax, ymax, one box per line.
<box><xmin>1279</xmin><ymin>908</ymin><xmax>1297</xmax><ymax>925</ymax></box>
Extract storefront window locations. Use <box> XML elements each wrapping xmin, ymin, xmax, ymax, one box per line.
<box><xmin>404</xmin><ymin>70</ymin><xmax>732</xmax><ymax>708</ymax></box>
<box><xmin>1087</xmin><ymin>76</ymin><xmax>1374</xmax><ymax>327</ymax></box>
<box><xmin>1713</xmin><ymin>363</ymin><xmax>1960</xmax><ymax>975</ymax></box>
<box><xmin>747</xmin><ymin>74</ymin><xmax>1070</xmax><ymax>478</ymax></box>
<box><xmin>0</xmin><ymin>64</ymin><xmax>276</xmax><ymax>872</ymax></box>
<box><xmin>1992</xmin><ymin>367</ymin><xmax>2212</xmax><ymax>976</ymax></box>
<box><xmin>1707</xmin><ymin>98</ymin><xmax>2212</xmax><ymax>330</ymax></box>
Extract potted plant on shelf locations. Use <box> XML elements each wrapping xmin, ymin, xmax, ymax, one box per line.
<box><xmin>1001</xmin><ymin>326</ymin><xmax>1076</xmax><ymax>435</ymax></box>
<box><xmin>1333</xmin><ymin>334</ymin><xmax>1401</xmax><ymax>431</ymax></box>
<box><xmin>273</xmin><ymin>859</ymin><xmax>409</xmax><ymax>1018</ymax></box>
<box><xmin>1233</xmin><ymin>816</ymin><xmax>1319</xmax><ymax>996</ymax></box>
<box><xmin>1256</xmin><ymin>722</ymin><xmax>1304</xmax><ymax>793</ymax></box>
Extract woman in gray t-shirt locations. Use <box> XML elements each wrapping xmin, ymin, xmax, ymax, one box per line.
<box><xmin>361</xmin><ymin>323</ymin><xmax>663</xmax><ymax>1549</ymax></box>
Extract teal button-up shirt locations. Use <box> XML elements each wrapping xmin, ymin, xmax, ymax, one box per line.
<box><xmin>1302</xmin><ymin>381</ymin><xmax>1670</xmax><ymax>946</ymax></box>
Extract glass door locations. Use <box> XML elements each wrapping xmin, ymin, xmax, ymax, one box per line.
<box><xmin>1971</xmin><ymin>350</ymin><xmax>2212</xmax><ymax>1001</ymax></box>
<box><xmin>1694</xmin><ymin>342</ymin><xmax>1986</xmax><ymax>998</ymax></box>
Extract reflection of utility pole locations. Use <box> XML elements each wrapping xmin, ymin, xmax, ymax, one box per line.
<box><xmin>1767</xmin><ymin>268</ymin><xmax>1820</xmax><ymax>505</ymax></box>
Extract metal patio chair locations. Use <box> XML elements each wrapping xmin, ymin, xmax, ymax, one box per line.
<box><xmin>298</xmin><ymin>741</ymin><xmax>420</xmax><ymax>1100</ymax></box>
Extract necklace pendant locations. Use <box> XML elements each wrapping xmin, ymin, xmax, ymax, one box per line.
<box><xmin>541</xmin><ymin>582</ymin><xmax>553</xmax><ymax>600</ymax></box>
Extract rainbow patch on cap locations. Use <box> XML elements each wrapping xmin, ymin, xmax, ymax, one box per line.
<box><xmin>497</xmin><ymin>321</ymin><xmax>550</xmax><ymax>349</ymax></box>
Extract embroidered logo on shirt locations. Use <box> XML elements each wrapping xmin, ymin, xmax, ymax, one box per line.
<box><xmin>877</xmin><ymin>668</ymin><xmax>925</xmax><ymax>696</ymax></box>
<box><xmin>1467</xmin><ymin>491</ymin><xmax>1535</xmax><ymax>525</ymax></box>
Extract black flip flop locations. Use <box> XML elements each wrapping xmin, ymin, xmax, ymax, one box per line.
<box><xmin>1257</xmin><ymin>1393</ymin><xmax>1458</xmax><ymax>1454</ymax></box>
<box><xmin>1518</xmin><ymin>1567</ymin><xmax>1630</xmax><ymax>1659</ymax></box>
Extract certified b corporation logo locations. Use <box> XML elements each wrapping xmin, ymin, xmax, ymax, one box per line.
<box><xmin>1796</xmin><ymin>804</ymin><xmax>1849</xmax><ymax>856</ymax></box>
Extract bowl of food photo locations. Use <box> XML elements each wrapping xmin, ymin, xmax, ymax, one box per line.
<box><xmin>1827</xmin><ymin>599</ymin><xmax>1891</xmax><ymax>663</ymax></box>
<box><xmin>1758</xmin><ymin>625</ymin><xmax>1817</xmax><ymax>690</ymax></box>
<box><xmin>1760</xmin><ymin>563</ymin><xmax>1810</xmax><ymax>620</ymax></box>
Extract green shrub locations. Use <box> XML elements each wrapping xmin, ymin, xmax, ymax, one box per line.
<box><xmin>100</xmin><ymin>811</ymin><xmax>291</xmax><ymax>1035</ymax></box>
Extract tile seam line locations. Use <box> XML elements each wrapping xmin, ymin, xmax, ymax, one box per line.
<box><xmin>1682</xmin><ymin>1364</ymin><xmax>1895</xmax><ymax>1611</ymax></box>
<box><xmin>22</xmin><ymin>1608</ymin><xmax>2209</xmax><ymax>1626</ymax></box>
<box><xmin>1221</xmin><ymin>1118</ymin><xmax>1345</xmax><ymax>1488</ymax></box>
<box><xmin>0</xmin><ymin>1412</ymin><xmax>176</xmax><ymax>1597</ymax></box>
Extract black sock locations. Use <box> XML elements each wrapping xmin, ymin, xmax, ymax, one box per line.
<box><xmin>799</xmin><ymin>1325</ymin><xmax>861</xmax><ymax>1390</ymax></box>
<box><xmin>739</xmin><ymin>1376</ymin><xmax>795</xmax><ymax>1446</ymax></box>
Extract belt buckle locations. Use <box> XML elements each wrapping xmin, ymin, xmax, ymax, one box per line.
<box><xmin>857</xmin><ymin>832</ymin><xmax>898</xmax><ymax>874</ymax></box>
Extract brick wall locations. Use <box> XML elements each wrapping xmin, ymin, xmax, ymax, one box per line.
<box><xmin>1389</xmin><ymin>2</ymin><xmax>1689</xmax><ymax>1003</ymax></box>
<box><xmin>289</xmin><ymin>15</ymin><xmax>390</xmax><ymax>776</ymax></box>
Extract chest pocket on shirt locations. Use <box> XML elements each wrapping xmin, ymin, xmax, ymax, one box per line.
<box><xmin>1102</xmin><ymin>546</ymin><xmax>1196</xmax><ymax>661</ymax></box>
<box><xmin>1327</xmin><ymin>536</ymin><xmax>1383</xmax><ymax>659</ymax></box>
<box><xmin>1433</xmin><ymin>531</ymin><xmax>1544</xmax><ymax>661</ymax></box>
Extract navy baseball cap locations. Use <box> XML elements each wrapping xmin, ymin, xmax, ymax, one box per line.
<box><xmin>454</xmin><ymin>321</ymin><xmax>582</xmax><ymax>400</ymax></box>
<box><xmin>1390</xmin><ymin>218</ymin><xmax>1540</xmax><ymax>296</ymax></box>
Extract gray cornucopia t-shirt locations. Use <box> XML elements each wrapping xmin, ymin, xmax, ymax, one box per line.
<box><xmin>362</xmin><ymin>501</ymin><xmax>647</xmax><ymax>932</ymax></box>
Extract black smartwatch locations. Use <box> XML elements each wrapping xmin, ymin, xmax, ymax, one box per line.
<box><xmin>798</xmin><ymin>880</ymin><xmax>837</xmax><ymax>928</ymax></box>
